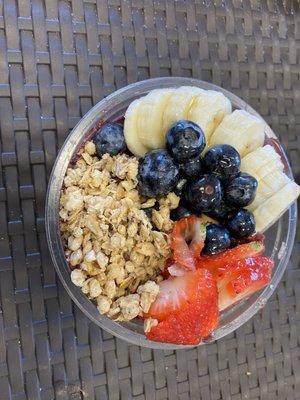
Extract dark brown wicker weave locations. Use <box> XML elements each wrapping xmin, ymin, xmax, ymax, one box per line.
<box><xmin>0</xmin><ymin>1</ymin><xmax>299</xmax><ymax>399</ymax></box>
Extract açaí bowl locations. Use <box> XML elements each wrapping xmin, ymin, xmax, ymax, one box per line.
<box><xmin>45</xmin><ymin>77</ymin><xmax>297</xmax><ymax>349</ymax></box>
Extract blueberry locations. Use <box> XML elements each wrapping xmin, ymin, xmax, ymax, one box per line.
<box><xmin>138</xmin><ymin>149</ymin><xmax>179</xmax><ymax>197</ymax></box>
<box><xmin>179</xmin><ymin>157</ymin><xmax>202</xmax><ymax>179</ymax></box>
<box><xmin>203</xmin><ymin>144</ymin><xmax>241</xmax><ymax>178</ymax></box>
<box><xmin>225</xmin><ymin>173</ymin><xmax>258</xmax><ymax>207</ymax></box>
<box><xmin>227</xmin><ymin>209</ymin><xmax>255</xmax><ymax>238</ymax></box>
<box><xmin>206</xmin><ymin>199</ymin><xmax>237</xmax><ymax>222</ymax></box>
<box><xmin>173</xmin><ymin>178</ymin><xmax>188</xmax><ymax>197</ymax></box>
<box><xmin>185</xmin><ymin>174</ymin><xmax>222</xmax><ymax>213</ymax></box>
<box><xmin>170</xmin><ymin>205</ymin><xmax>192</xmax><ymax>221</ymax></box>
<box><xmin>93</xmin><ymin>123</ymin><xmax>127</xmax><ymax>157</ymax></box>
<box><xmin>166</xmin><ymin>120</ymin><xmax>206</xmax><ymax>162</ymax></box>
<box><xmin>202</xmin><ymin>224</ymin><xmax>231</xmax><ymax>255</ymax></box>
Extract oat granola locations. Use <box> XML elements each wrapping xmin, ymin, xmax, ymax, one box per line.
<box><xmin>60</xmin><ymin>141</ymin><xmax>179</xmax><ymax>321</ymax></box>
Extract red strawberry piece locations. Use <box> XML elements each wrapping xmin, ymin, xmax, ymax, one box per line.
<box><xmin>217</xmin><ymin>256</ymin><xmax>274</xmax><ymax>311</ymax></box>
<box><xmin>167</xmin><ymin>263</ymin><xmax>186</xmax><ymax>277</ymax></box>
<box><xmin>162</xmin><ymin>258</ymin><xmax>173</xmax><ymax>279</ymax></box>
<box><xmin>163</xmin><ymin>259</ymin><xmax>189</xmax><ymax>278</ymax></box>
<box><xmin>145</xmin><ymin>269</ymin><xmax>200</xmax><ymax>321</ymax></box>
<box><xmin>145</xmin><ymin>269</ymin><xmax>219</xmax><ymax>345</ymax></box>
<box><xmin>171</xmin><ymin>216</ymin><xmax>206</xmax><ymax>270</ymax></box>
<box><xmin>197</xmin><ymin>241</ymin><xmax>265</xmax><ymax>275</ymax></box>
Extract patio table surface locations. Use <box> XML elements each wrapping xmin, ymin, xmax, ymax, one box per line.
<box><xmin>0</xmin><ymin>1</ymin><xmax>299</xmax><ymax>399</ymax></box>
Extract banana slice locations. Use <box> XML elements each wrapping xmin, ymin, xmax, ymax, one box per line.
<box><xmin>124</xmin><ymin>87</ymin><xmax>232</xmax><ymax>156</ymax></box>
<box><xmin>253</xmin><ymin>180</ymin><xmax>300</xmax><ymax>232</ymax></box>
<box><xmin>210</xmin><ymin>110</ymin><xmax>265</xmax><ymax>157</ymax></box>
<box><xmin>240</xmin><ymin>145</ymin><xmax>284</xmax><ymax>181</ymax></box>
<box><xmin>124</xmin><ymin>99</ymin><xmax>149</xmax><ymax>157</ymax></box>
<box><xmin>247</xmin><ymin>170</ymin><xmax>290</xmax><ymax>212</ymax></box>
<box><xmin>137</xmin><ymin>89</ymin><xmax>174</xmax><ymax>149</ymax></box>
<box><xmin>241</xmin><ymin>144</ymin><xmax>299</xmax><ymax>230</ymax></box>
<box><xmin>188</xmin><ymin>90</ymin><xmax>232</xmax><ymax>142</ymax></box>
<box><xmin>162</xmin><ymin>86</ymin><xmax>204</xmax><ymax>135</ymax></box>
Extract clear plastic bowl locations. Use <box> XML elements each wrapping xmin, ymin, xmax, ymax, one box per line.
<box><xmin>45</xmin><ymin>77</ymin><xmax>297</xmax><ymax>349</ymax></box>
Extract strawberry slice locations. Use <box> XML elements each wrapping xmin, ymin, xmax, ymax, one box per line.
<box><xmin>145</xmin><ymin>269</ymin><xmax>200</xmax><ymax>321</ymax></box>
<box><xmin>171</xmin><ymin>216</ymin><xmax>206</xmax><ymax>270</ymax></box>
<box><xmin>167</xmin><ymin>262</ymin><xmax>186</xmax><ymax>277</ymax></box>
<box><xmin>217</xmin><ymin>256</ymin><xmax>273</xmax><ymax>311</ymax></box>
<box><xmin>163</xmin><ymin>258</ymin><xmax>190</xmax><ymax>278</ymax></box>
<box><xmin>197</xmin><ymin>241</ymin><xmax>265</xmax><ymax>275</ymax></box>
<box><xmin>145</xmin><ymin>269</ymin><xmax>219</xmax><ymax>345</ymax></box>
<box><xmin>162</xmin><ymin>258</ymin><xmax>174</xmax><ymax>279</ymax></box>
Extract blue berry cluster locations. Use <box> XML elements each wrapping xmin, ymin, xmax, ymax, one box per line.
<box><xmin>93</xmin><ymin>119</ymin><xmax>258</xmax><ymax>255</ymax></box>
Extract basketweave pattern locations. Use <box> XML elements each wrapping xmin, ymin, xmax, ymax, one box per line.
<box><xmin>0</xmin><ymin>0</ymin><xmax>299</xmax><ymax>399</ymax></box>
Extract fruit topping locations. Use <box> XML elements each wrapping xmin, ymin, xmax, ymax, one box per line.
<box><xmin>124</xmin><ymin>98</ymin><xmax>149</xmax><ymax>157</ymax></box>
<box><xmin>185</xmin><ymin>174</ymin><xmax>222</xmax><ymax>213</ymax></box>
<box><xmin>217</xmin><ymin>256</ymin><xmax>273</xmax><ymax>311</ymax></box>
<box><xmin>170</xmin><ymin>204</ymin><xmax>192</xmax><ymax>221</ymax></box>
<box><xmin>171</xmin><ymin>215</ymin><xmax>206</xmax><ymax>269</ymax></box>
<box><xmin>166</xmin><ymin>120</ymin><xmax>206</xmax><ymax>162</ymax></box>
<box><xmin>203</xmin><ymin>144</ymin><xmax>241</xmax><ymax>178</ymax></box>
<box><xmin>145</xmin><ymin>269</ymin><xmax>219</xmax><ymax>344</ymax></box>
<box><xmin>198</xmin><ymin>241</ymin><xmax>264</xmax><ymax>273</ymax></box>
<box><xmin>138</xmin><ymin>149</ymin><xmax>179</xmax><ymax>197</ymax></box>
<box><xmin>123</xmin><ymin>87</ymin><xmax>231</xmax><ymax>157</ymax></box>
<box><xmin>246</xmin><ymin>170</ymin><xmax>290</xmax><ymax>212</ymax></box>
<box><xmin>179</xmin><ymin>156</ymin><xmax>203</xmax><ymax>179</ymax></box>
<box><xmin>264</xmin><ymin>136</ymin><xmax>289</xmax><ymax>173</ymax></box>
<box><xmin>227</xmin><ymin>209</ymin><xmax>256</xmax><ymax>238</ymax></box>
<box><xmin>209</xmin><ymin>109</ymin><xmax>265</xmax><ymax>157</ymax></box>
<box><xmin>162</xmin><ymin>87</ymin><xmax>203</xmax><ymax>134</ymax></box>
<box><xmin>188</xmin><ymin>90</ymin><xmax>232</xmax><ymax>142</ymax></box>
<box><xmin>206</xmin><ymin>199</ymin><xmax>237</xmax><ymax>221</ymax></box>
<box><xmin>202</xmin><ymin>224</ymin><xmax>231</xmax><ymax>255</ymax></box>
<box><xmin>240</xmin><ymin>144</ymin><xmax>284</xmax><ymax>180</ymax></box>
<box><xmin>94</xmin><ymin>123</ymin><xmax>127</xmax><ymax>157</ymax></box>
<box><xmin>253</xmin><ymin>180</ymin><xmax>300</xmax><ymax>233</ymax></box>
<box><xmin>138</xmin><ymin>89</ymin><xmax>174</xmax><ymax>149</ymax></box>
<box><xmin>167</xmin><ymin>261</ymin><xmax>186</xmax><ymax>277</ymax></box>
<box><xmin>173</xmin><ymin>178</ymin><xmax>188</xmax><ymax>197</ymax></box>
<box><xmin>239</xmin><ymin>144</ymin><xmax>299</xmax><ymax>232</ymax></box>
<box><xmin>144</xmin><ymin>269</ymin><xmax>196</xmax><ymax>321</ymax></box>
<box><xmin>225</xmin><ymin>172</ymin><xmax>258</xmax><ymax>207</ymax></box>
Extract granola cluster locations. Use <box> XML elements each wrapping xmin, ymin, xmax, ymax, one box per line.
<box><xmin>60</xmin><ymin>141</ymin><xmax>180</xmax><ymax>321</ymax></box>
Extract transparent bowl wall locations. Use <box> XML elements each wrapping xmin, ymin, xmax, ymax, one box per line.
<box><xmin>46</xmin><ymin>77</ymin><xmax>297</xmax><ymax>349</ymax></box>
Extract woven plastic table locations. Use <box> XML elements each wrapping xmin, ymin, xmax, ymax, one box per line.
<box><xmin>0</xmin><ymin>1</ymin><xmax>299</xmax><ymax>399</ymax></box>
